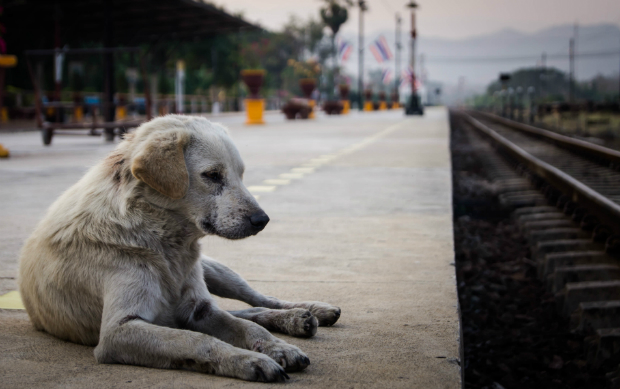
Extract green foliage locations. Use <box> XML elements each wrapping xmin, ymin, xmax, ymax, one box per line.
<box><xmin>8</xmin><ymin>11</ymin><xmax>331</xmax><ymax>101</ymax></box>
<box><xmin>320</xmin><ymin>0</ymin><xmax>352</xmax><ymax>35</ymax></box>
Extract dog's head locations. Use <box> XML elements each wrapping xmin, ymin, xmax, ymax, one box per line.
<box><xmin>129</xmin><ymin>115</ymin><xmax>268</xmax><ymax>239</ymax></box>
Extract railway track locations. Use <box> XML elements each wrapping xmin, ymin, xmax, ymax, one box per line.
<box><xmin>456</xmin><ymin>110</ymin><xmax>620</xmax><ymax>380</ymax></box>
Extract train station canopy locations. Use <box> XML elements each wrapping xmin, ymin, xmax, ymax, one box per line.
<box><xmin>4</xmin><ymin>0</ymin><xmax>258</xmax><ymax>50</ymax></box>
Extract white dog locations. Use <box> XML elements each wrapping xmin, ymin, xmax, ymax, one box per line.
<box><xmin>18</xmin><ymin>115</ymin><xmax>341</xmax><ymax>382</ymax></box>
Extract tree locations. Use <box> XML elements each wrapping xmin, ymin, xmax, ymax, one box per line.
<box><xmin>319</xmin><ymin>0</ymin><xmax>352</xmax><ymax>99</ymax></box>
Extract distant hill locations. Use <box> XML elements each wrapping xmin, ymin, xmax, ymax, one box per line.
<box><xmin>339</xmin><ymin>23</ymin><xmax>620</xmax><ymax>101</ymax></box>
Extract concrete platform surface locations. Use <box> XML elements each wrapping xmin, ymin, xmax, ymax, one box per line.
<box><xmin>0</xmin><ymin>108</ymin><xmax>460</xmax><ymax>388</ymax></box>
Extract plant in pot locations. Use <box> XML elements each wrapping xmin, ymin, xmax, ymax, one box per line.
<box><xmin>322</xmin><ymin>100</ymin><xmax>344</xmax><ymax>115</ymax></box>
<box><xmin>240</xmin><ymin>39</ymin><xmax>270</xmax><ymax>125</ymax></box>
<box><xmin>282</xmin><ymin>98</ymin><xmax>312</xmax><ymax>120</ymax></box>
<box><xmin>289</xmin><ymin>58</ymin><xmax>321</xmax><ymax>119</ymax></box>
<box><xmin>240</xmin><ymin>69</ymin><xmax>266</xmax><ymax>125</ymax></box>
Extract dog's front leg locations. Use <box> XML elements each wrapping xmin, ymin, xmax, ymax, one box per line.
<box><xmin>180</xmin><ymin>264</ymin><xmax>310</xmax><ymax>372</ymax></box>
<box><xmin>201</xmin><ymin>255</ymin><xmax>341</xmax><ymax>326</ymax></box>
<box><xmin>95</xmin><ymin>274</ymin><xmax>288</xmax><ymax>382</ymax></box>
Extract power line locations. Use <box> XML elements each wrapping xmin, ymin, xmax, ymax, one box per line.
<box><xmin>342</xmin><ymin>49</ymin><xmax>619</xmax><ymax>65</ymax></box>
<box><xmin>423</xmin><ymin>50</ymin><xmax>619</xmax><ymax>64</ymax></box>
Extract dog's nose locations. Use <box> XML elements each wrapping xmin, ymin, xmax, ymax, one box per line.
<box><xmin>249</xmin><ymin>212</ymin><xmax>270</xmax><ymax>229</ymax></box>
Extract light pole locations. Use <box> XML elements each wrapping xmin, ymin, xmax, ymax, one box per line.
<box><xmin>516</xmin><ymin>86</ymin><xmax>523</xmax><ymax>121</ymax></box>
<box><xmin>395</xmin><ymin>13</ymin><xmax>401</xmax><ymax>98</ymax></box>
<box><xmin>357</xmin><ymin>1</ymin><xmax>367</xmax><ymax>111</ymax></box>
<box><xmin>508</xmin><ymin>87</ymin><xmax>514</xmax><ymax>119</ymax></box>
<box><xmin>527</xmin><ymin>86</ymin><xmax>535</xmax><ymax>123</ymax></box>
<box><xmin>405</xmin><ymin>1</ymin><xmax>423</xmax><ymax>115</ymax></box>
<box><xmin>499</xmin><ymin>73</ymin><xmax>511</xmax><ymax>117</ymax></box>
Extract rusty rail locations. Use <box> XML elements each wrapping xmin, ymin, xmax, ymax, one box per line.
<box><xmin>462</xmin><ymin>112</ymin><xmax>620</xmax><ymax>242</ymax></box>
<box><xmin>471</xmin><ymin>111</ymin><xmax>620</xmax><ymax>167</ymax></box>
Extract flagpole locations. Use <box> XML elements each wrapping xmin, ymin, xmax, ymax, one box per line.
<box><xmin>358</xmin><ymin>1</ymin><xmax>367</xmax><ymax>111</ymax></box>
<box><xmin>395</xmin><ymin>13</ymin><xmax>401</xmax><ymax>96</ymax></box>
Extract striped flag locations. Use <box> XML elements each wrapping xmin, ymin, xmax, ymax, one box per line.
<box><xmin>337</xmin><ymin>39</ymin><xmax>353</xmax><ymax>62</ymax></box>
<box><xmin>401</xmin><ymin>66</ymin><xmax>420</xmax><ymax>89</ymax></box>
<box><xmin>381</xmin><ymin>68</ymin><xmax>392</xmax><ymax>85</ymax></box>
<box><xmin>369</xmin><ymin>35</ymin><xmax>393</xmax><ymax>63</ymax></box>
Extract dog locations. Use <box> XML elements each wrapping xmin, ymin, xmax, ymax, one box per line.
<box><xmin>18</xmin><ymin>115</ymin><xmax>341</xmax><ymax>382</ymax></box>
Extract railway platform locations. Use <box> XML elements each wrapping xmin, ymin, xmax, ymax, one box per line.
<box><xmin>0</xmin><ymin>108</ymin><xmax>461</xmax><ymax>388</ymax></box>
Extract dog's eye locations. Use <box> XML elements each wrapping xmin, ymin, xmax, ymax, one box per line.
<box><xmin>201</xmin><ymin>171</ymin><xmax>222</xmax><ymax>182</ymax></box>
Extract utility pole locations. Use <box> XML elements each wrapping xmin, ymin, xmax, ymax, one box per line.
<box><xmin>574</xmin><ymin>22</ymin><xmax>578</xmax><ymax>84</ymax></box>
<box><xmin>395</xmin><ymin>13</ymin><xmax>401</xmax><ymax>93</ymax></box>
<box><xmin>357</xmin><ymin>1</ymin><xmax>367</xmax><ymax>111</ymax></box>
<box><xmin>541</xmin><ymin>51</ymin><xmax>547</xmax><ymax>100</ymax></box>
<box><xmin>569</xmin><ymin>38</ymin><xmax>575</xmax><ymax>103</ymax></box>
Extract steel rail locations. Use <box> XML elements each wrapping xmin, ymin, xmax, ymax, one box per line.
<box><xmin>471</xmin><ymin>111</ymin><xmax>620</xmax><ymax>167</ymax></box>
<box><xmin>463</xmin><ymin>113</ymin><xmax>620</xmax><ymax>237</ymax></box>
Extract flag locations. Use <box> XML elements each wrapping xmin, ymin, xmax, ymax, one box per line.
<box><xmin>370</xmin><ymin>35</ymin><xmax>393</xmax><ymax>63</ymax></box>
<box><xmin>401</xmin><ymin>67</ymin><xmax>420</xmax><ymax>89</ymax></box>
<box><xmin>337</xmin><ymin>39</ymin><xmax>353</xmax><ymax>62</ymax></box>
<box><xmin>381</xmin><ymin>68</ymin><xmax>392</xmax><ymax>85</ymax></box>
<box><xmin>402</xmin><ymin>66</ymin><xmax>414</xmax><ymax>81</ymax></box>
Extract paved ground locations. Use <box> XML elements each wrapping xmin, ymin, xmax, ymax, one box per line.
<box><xmin>0</xmin><ymin>108</ymin><xmax>461</xmax><ymax>388</ymax></box>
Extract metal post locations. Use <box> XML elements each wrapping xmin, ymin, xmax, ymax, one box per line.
<box><xmin>405</xmin><ymin>1</ymin><xmax>422</xmax><ymax>115</ymax></box>
<box><xmin>541</xmin><ymin>51</ymin><xmax>547</xmax><ymax>101</ymax></box>
<box><xmin>569</xmin><ymin>38</ymin><xmax>574</xmax><ymax>103</ymax></box>
<box><xmin>395</xmin><ymin>13</ymin><xmax>401</xmax><ymax>93</ymax></box>
<box><xmin>54</xmin><ymin>5</ymin><xmax>62</xmax><ymax>102</ymax></box>
<box><xmin>357</xmin><ymin>1</ymin><xmax>366</xmax><ymax>111</ymax></box>
<box><xmin>103</xmin><ymin>0</ymin><xmax>116</xmax><ymax>140</ymax></box>
<box><xmin>175</xmin><ymin>60</ymin><xmax>185</xmax><ymax>114</ymax></box>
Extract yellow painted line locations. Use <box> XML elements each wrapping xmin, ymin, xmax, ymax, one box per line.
<box><xmin>247</xmin><ymin>185</ymin><xmax>277</xmax><ymax>193</ymax></box>
<box><xmin>0</xmin><ymin>291</ymin><xmax>25</xmax><ymax>310</ymax></box>
<box><xmin>263</xmin><ymin>179</ymin><xmax>290</xmax><ymax>186</ymax></box>
<box><xmin>291</xmin><ymin>167</ymin><xmax>315</xmax><ymax>174</ymax></box>
<box><xmin>248</xmin><ymin>120</ymin><xmax>409</xmax><ymax>199</ymax></box>
<box><xmin>279</xmin><ymin>173</ymin><xmax>304</xmax><ymax>179</ymax></box>
<box><xmin>311</xmin><ymin>157</ymin><xmax>333</xmax><ymax>163</ymax></box>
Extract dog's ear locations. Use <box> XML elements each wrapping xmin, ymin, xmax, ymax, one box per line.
<box><xmin>131</xmin><ymin>129</ymin><xmax>190</xmax><ymax>199</ymax></box>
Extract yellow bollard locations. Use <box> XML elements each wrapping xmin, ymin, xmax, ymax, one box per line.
<box><xmin>363</xmin><ymin>101</ymin><xmax>373</xmax><ymax>111</ymax></box>
<box><xmin>392</xmin><ymin>102</ymin><xmax>400</xmax><ymax>109</ymax></box>
<box><xmin>0</xmin><ymin>143</ymin><xmax>9</xmax><ymax>158</ymax></box>
<box><xmin>0</xmin><ymin>107</ymin><xmax>8</xmax><ymax>122</ymax></box>
<box><xmin>245</xmin><ymin>99</ymin><xmax>265</xmax><ymax>125</ymax></box>
<box><xmin>379</xmin><ymin>102</ymin><xmax>387</xmax><ymax>111</ymax></box>
<box><xmin>308</xmin><ymin>99</ymin><xmax>316</xmax><ymax>119</ymax></box>
<box><xmin>74</xmin><ymin>106</ymin><xmax>84</xmax><ymax>122</ymax></box>
<box><xmin>116</xmin><ymin>106</ymin><xmax>127</xmax><ymax>120</ymax></box>
<box><xmin>341</xmin><ymin>100</ymin><xmax>350</xmax><ymax>114</ymax></box>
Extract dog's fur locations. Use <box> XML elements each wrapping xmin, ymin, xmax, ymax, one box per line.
<box><xmin>18</xmin><ymin>115</ymin><xmax>340</xmax><ymax>382</ymax></box>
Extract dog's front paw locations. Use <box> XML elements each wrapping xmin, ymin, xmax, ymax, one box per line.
<box><xmin>224</xmin><ymin>351</ymin><xmax>290</xmax><ymax>382</ymax></box>
<box><xmin>284</xmin><ymin>309</ymin><xmax>318</xmax><ymax>338</ymax></box>
<box><xmin>253</xmin><ymin>339</ymin><xmax>310</xmax><ymax>372</ymax></box>
<box><xmin>284</xmin><ymin>301</ymin><xmax>341</xmax><ymax>326</ymax></box>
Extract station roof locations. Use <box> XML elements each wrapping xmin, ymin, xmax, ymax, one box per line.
<box><xmin>4</xmin><ymin>0</ymin><xmax>259</xmax><ymax>49</ymax></box>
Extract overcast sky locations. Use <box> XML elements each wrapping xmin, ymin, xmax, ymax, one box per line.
<box><xmin>213</xmin><ymin>0</ymin><xmax>620</xmax><ymax>39</ymax></box>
